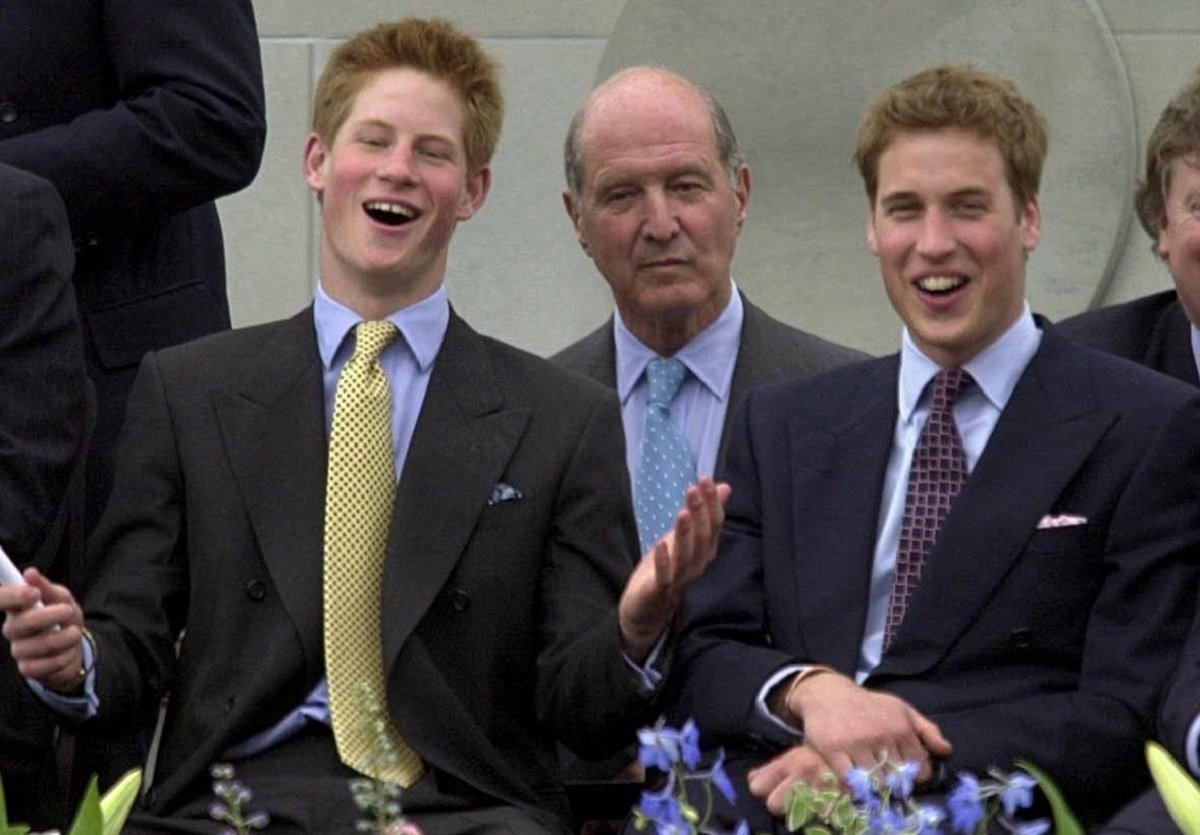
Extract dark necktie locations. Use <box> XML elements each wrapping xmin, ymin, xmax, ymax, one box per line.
<box><xmin>884</xmin><ymin>368</ymin><xmax>972</xmax><ymax>649</ymax></box>
<box><xmin>634</xmin><ymin>357</ymin><xmax>697</xmax><ymax>554</ymax></box>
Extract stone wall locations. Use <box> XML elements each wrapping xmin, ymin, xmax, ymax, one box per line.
<box><xmin>218</xmin><ymin>0</ymin><xmax>1200</xmax><ymax>356</ymax></box>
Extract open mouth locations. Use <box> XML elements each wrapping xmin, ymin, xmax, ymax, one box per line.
<box><xmin>915</xmin><ymin>275</ymin><xmax>966</xmax><ymax>295</ymax></box>
<box><xmin>364</xmin><ymin>201</ymin><xmax>416</xmax><ymax>227</ymax></box>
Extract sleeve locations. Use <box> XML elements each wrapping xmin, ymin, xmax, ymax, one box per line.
<box><xmin>0</xmin><ymin>0</ymin><xmax>266</xmax><ymax>243</ymax></box>
<box><xmin>0</xmin><ymin>167</ymin><xmax>90</xmax><ymax>571</ymax></box>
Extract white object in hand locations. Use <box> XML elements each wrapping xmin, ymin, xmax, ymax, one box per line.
<box><xmin>0</xmin><ymin>543</ymin><xmax>24</xmax><ymax>587</ymax></box>
<box><xmin>0</xmin><ymin>543</ymin><xmax>43</xmax><ymax>611</ymax></box>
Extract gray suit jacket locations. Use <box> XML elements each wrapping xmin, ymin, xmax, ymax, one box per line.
<box><xmin>551</xmin><ymin>294</ymin><xmax>866</xmax><ymax>469</ymax></box>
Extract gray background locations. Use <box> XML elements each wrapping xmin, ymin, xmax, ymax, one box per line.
<box><xmin>218</xmin><ymin>0</ymin><xmax>1200</xmax><ymax>357</ymax></box>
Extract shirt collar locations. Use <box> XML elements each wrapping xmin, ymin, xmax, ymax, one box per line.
<box><xmin>314</xmin><ymin>282</ymin><xmax>450</xmax><ymax>372</ymax></box>
<box><xmin>898</xmin><ymin>301</ymin><xmax>1041</xmax><ymax>422</ymax></box>
<box><xmin>613</xmin><ymin>282</ymin><xmax>743</xmax><ymax>402</ymax></box>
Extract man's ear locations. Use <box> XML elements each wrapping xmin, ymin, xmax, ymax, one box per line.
<box><xmin>457</xmin><ymin>165</ymin><xmax>491</xmax><ymax>221</ymax></box>
<box><xmin>563</xmin><ymin>190</ymin><xmax>590</xmax><ymax>255</ymax></box>
<box><xmin>733</xmin><ymin>165</ymin><xmax>751</xmax><ymax>233</ymax></box>
<box><xmin>303</xmin><ymin>133</ymin><xmax>329</xmax><ymax>197</ymax></box>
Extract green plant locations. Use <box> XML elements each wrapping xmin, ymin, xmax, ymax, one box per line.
<box><xmin>1145</xmin><ymin>741</ymin><xmax>1200</xmax><ymax>835</ymax></box>
<box><xmin>0</xmin><ymin>767</ymin><xmax>141</xmax><ymax>835</ymax></box>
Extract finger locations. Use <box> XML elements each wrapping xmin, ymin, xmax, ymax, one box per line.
<box><xmin>911</xmin><ymin>710</ymin><xmax>952</xmax><ymax>757</ymax></box>
<box><xmin>765</xmin><ymin>778</ymin><xmax>794</xmax><ymax>815</ymax></box>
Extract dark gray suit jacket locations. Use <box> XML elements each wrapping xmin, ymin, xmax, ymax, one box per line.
<box><xmin>677</xmin><ymin>324</ymin><xmax>1200</xmax><ymax>827</ymax></box>
<box><xmin>1057</xmin><ymin>290</ymin><xmax>1197</xmax><ymax>386</ymax></box>
<box><xmin>552</xmin><ymin>294</ymin><xmax>867</xmax><ymax>469</ymax></box>
<box><xmin>0</xmin><ymin>163</ymin><xmax>90</xmax><ymax>827</ymax></box>
<box><xmin>80</xmin><ymin>308</ymin><xmax>656</xmax><ymax>829</ymax></box>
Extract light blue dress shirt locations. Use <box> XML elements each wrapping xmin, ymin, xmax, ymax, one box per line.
<box><xmin>614</xmin><ymin>283</ymin><xmax>743</xmax><ymax>487</ymax></box>
<box><xmin>758</xmin><ymin>304</ymin><xmax>1042</xmax><ymax>731</ymax></box>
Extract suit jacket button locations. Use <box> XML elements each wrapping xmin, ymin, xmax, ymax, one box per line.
<box><xmin>0</xmin><ymin>103</ymin><xmax>15</xmax><ymax>124</ymax></box>
<box><xmin>245</xmin><ymin>579</ymin><xmax>266</xmax><ymax>601</ymax></box>
<box><xmin>1010</xmin><ymin>628</ymin><xmax>1033</xmax><ymax>649</ymax></box>
<box><xmin>450</xmin><ymin>589</ymin><xmax>470</xmax><ymax>612</ymax></box>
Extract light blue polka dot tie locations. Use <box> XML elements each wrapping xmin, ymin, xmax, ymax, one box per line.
<box><xmin>635</xmin><ymin>357</ymin><xmax>697</xmax><ymax>554</ymax></box>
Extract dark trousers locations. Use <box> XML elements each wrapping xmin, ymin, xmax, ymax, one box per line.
<box><xmin>125</xmin><ymin>724</ymin><xmax>562</xmax><ymax>835</ymax></box>
<box><xmin>1098</xmin><ymin>787</ymin><xmax>1183</xmax><ymax>835</ymax></box>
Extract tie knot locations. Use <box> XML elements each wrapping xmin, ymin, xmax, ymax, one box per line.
<box><xmin>353</xmin><ymin>320</ymin><xmax>398</xmax><ymax>364</ymax></box>
<box><xmin>645</xmin><ymin>357</ymin><xmax>688</xmax><ymax>408</ymax></box>
<box><xmin>931</xmin><ymin>367</ymin><xmax>972</xmax><ymax>410</ymax></box>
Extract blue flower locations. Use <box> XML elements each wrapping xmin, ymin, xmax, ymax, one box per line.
<box><xmin>947</xmin><ymin>774</ymin><xmax>984</xmax><ymax>834</ymax></box>
<box><xmin>884</xmin><ymin>761</ymin><xmax>919</xmax><ymax>800</ymax></box>
<box><xmin>846</xmin><ymin>766</ymin><xmax>875</xmax><ymax>804</ymax></box>
<box><xmin>910</xmin><ymin>802</ymin><xmax>946</xmax><ymax>834</ymax></box>
<box><xmin>638</xmin><ymin>725</ymin><xmax>681</xmax><ymax>771</ymax></box>
<box><xmin>999</xmin><ymin>772</ymin><xmax>1038</xmax><ymax>817</ymax></box>
<box><xmin>1009</xmin><ymin>819</ymin><xmax>1052</xmax><ymax>835</ymax></box>
<box><xmin>679</xmin><ymin>718</ymin><xmax>702</xmax><ymax>770</ymax></box>
<box><xmin>638</xmin><ymin>779</ymin><xmax>693</xmax><ymax>835</ymax></box>
<box><xmin>707</xmin><ymin>749</ymin><xmax>737</xmax><ymax>803</ymax></box>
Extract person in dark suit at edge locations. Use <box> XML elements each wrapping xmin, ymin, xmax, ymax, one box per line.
<box><xmin>0</xmin><ymin>0</ymin><xmax>267</xmax><ymax>545</ymax></box>
<box><xmin>0</xmin><ymin>19</ymin><xmax>728</xmax><ymax>835</ymax></box>
<box><xmin>0</xmin><ymin>162</ymin><xmax>91</xmax><ymax>828</ymax></box>
<box><xmin>0</xmin><ymin>0</ymin><xmax>267</xmax><ymax>804</ymax></box>
<box><xmin>1058</xmin><ymin>68</ymin><xmax>1200</xmax><ymax>385</ymax></box>
<box><xmin>1062</xmin><ymin>67</ymin><xmax>1200</xmax><ymax>835</ymax></box>
<box><xmin>671</xmin><ymin>64</ymin><xmax>1200</xmax><ymax>830</ymax></box>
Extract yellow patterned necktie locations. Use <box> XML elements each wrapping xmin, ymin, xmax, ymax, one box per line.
<box><xmin>323</xmin><ymin>320</ymin><xmax>424</xmax><ymax>786</ymax></box>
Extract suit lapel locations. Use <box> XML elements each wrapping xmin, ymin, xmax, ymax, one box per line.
<box><xmin>791</xmin><ymin>359</ymin><xmax>898</xmax><ymax>672</ymax></box>
<box><xmin>875</xmin><ymin>330</ymin><xmax>1116</xmax><ymax>676</ymax></box>
<box><xmin>213</xmin><ymin>309</ymin><xmax>328</xmax><ymax>670</ymax></box>
<box><xmin>381</xmin><ymin>312</ymin><xmax>531</xmax><ymax>669</ymax></box>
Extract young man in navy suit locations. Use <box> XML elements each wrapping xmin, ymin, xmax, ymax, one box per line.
<box><xmin>0</xmin><ymin>19</ymin><xmax>726</xmax><ymax>835</ymax></box>
<box><xmin>673</xmin><ymin>65</ymin><xmax>1200</xmax><ymax>829</ymax></box>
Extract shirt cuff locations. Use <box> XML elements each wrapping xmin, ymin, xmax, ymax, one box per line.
<box><xmin>622</xmin><ymin>632</ymin><xmax>667</xmax><ymax>694</ymax></box>
<box><xmin>27</xmin><ymin>636</ymin><xmax>99</xmax><ymax>719</ymax></box>
<box><xmin>756</xmin><ymin>665</ymin><xmax>805</xmax><ymax>738</ymax></box>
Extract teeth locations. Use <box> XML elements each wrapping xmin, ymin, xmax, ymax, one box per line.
<box><xmin>917</xmin><ymin>275</ymin><xmax>964</xmax><ymax>292</ymax></box>
<box><xmin>364</xmin><ymin>201</ymin><xmax>414</xmax><ymax>219</ymax></box>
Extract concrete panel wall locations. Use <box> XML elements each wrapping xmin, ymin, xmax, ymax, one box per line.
<box><xmin>219</xmin><ymin>0</ymin><xmax>1200</xmax><ymax>357</ymax></box>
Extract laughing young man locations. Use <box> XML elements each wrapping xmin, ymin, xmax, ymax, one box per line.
<box><xmin>672</xmin><ymin>65</ymin><xmax>1200</xmax><ymax>829</ymax></box>
<box><xmin>0</xmin><ymin>19</ymin><xmax>726</xmax><ymax>834</ymax></box>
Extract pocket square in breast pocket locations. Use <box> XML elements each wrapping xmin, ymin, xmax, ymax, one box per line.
<box><xmin>488</xmin><ymin>482</ymin><xmax>523</xmax><ymax>505</ymax></box>
<box><xmin>1035</xmin><ymin>512</ymin><xmax>1088</xmax><ymax>529</ymax></box>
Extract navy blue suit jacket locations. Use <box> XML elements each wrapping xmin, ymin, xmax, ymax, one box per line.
<box><xmin>676</xmin><ymin>324</ymin><xmax>1200</xmax><ymax>825</ymax></box>
<box><xmin>0</xmin><ymin>0</ymin><xmax>266</xmax><ymax>534</ymax></box>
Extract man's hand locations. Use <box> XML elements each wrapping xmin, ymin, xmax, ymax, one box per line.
<box><xmin>747</xmin><ymin>744</ymin><xmax>837</xmax><ymax>814</ymax></box>
<box><xmin>0</xmin><ymin>567</ymin><xmax>87</xmax><ymax>693</ymax></box>
<box><xmin>778</xmin><ymin>669</ymin><xmax>951</xmax><ymax>787</ymax></box>
<box><xmin>618</xmin><ymin>477</ymin><xmax>731</xmax><ymax>663</ymax></box>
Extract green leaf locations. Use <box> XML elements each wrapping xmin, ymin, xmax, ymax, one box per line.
<box><xmin>1014</xmin><ymin>760</ymin><xmax>1085</xmax><ymax>835</ymax></box>
<box><xmin>1146</xmin><ymin>741</ymin><xmax>1200</xmax><ymax>835</ymax></box>
<box><xmin>99</xmin><ymin>768</ymin><xmax>143</xmax><ymax>835</ymax></box>
<box><xmin>67</xmin><ymin>776</ymin><xmax>104</xmax><ymax>835</ymax></box>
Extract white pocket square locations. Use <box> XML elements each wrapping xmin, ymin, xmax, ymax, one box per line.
<box><xmin>488</xmin><ymin>482</ymin><xmax>523</xmax><ymax>505</ymax></box>
<box><xmin>1036</xmin><ymin>512</ymin><xmax>1088</xmax><ymax>529</ymax></box>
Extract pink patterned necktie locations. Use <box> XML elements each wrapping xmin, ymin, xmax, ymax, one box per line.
<box><xmin>884</xmin><ymin>368</ymin><xmax>972</xmax><ymax>649</ymax></box>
